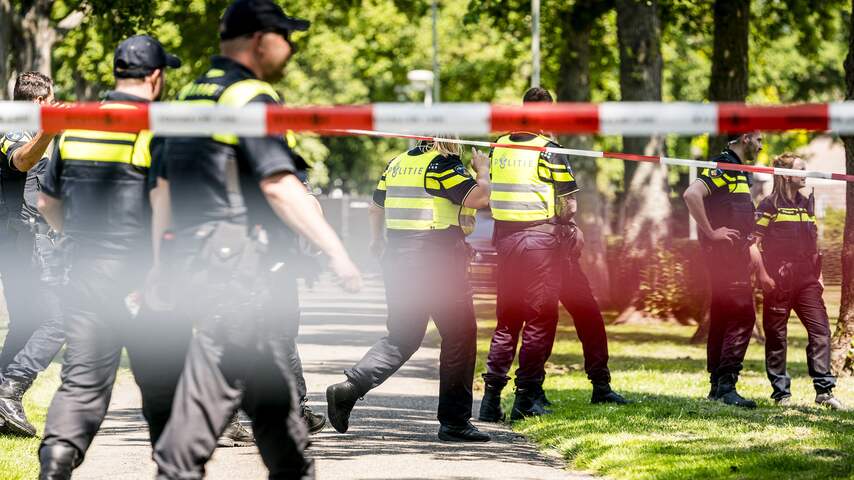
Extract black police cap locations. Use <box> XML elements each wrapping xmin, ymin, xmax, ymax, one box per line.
<box><xmin>114</xmin><ymin>35</ymin><xmax>181</xmax><ymax>79</ymax></box>
<box><xmin>219</xmin><ymin>0</ymin><xmax>310</xmax><ymax>40</ymax></box>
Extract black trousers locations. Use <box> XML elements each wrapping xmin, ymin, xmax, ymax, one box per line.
<box><xmin>40</xmin><ymin>256</ymin><xmax>191</xmax><ymax>464</ymax></box>
<box><xmin>0</xmin><ymin>229</ymin><xmax>64</xmax><ymax>384</ymax></box>
<box><xmin>268</xmin><ymin>268</ymin><xmax>308</xmax><ymax>404</ymax></box>
<box><xmin>346</xmin><ymin>238</ymin><xmax>477</xmax><ymax>426</ymax></box>
<box><xmin>153</xmin><ymin>241</ymin><xmax>311</xmax><ymax>480</ymax></box>
<box><xmin>763</xmin><ymin>262</ymin><xmax>835</xmax><ymax>398</ymax></box>
<box><xmin>484</xmin><ymin>229</ymin><xmax>561</xmax><ymax>389</ymax></box>
<box><xmin>704</xmin><ymin>248</ymin><xmax>756</xmax><ymax>381</ymax></box>
<box><xmin>559</xmin><ymin>256</ymin><xmax>611</xmax><ymax>385</ymax></box>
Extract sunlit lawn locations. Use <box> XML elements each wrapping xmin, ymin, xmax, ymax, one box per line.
<box><xmin>471</xmin><ymin>286</ymin><xmax>854</xmax><ymax>480</ymax></box>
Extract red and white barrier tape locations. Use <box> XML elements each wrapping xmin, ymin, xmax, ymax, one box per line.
<box><xmin>3</xmin><ymin>101</ymin><xmax>854</xmax><ymax>136</ymax></box>
<box><xmin>332</xmin><ymin>129</ymin><xmax>854</xmax><ymax>183</ymax></box>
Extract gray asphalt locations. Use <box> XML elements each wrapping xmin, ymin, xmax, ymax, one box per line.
<box><xmin>72</xmin><ymin>274</ymin><xmax>589</xmax><ymax>479</ymax></box>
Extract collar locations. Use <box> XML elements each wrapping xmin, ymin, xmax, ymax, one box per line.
<box><xmin>104</xmin><ymin>91</ymin><xmax>150</xmax><ymax>103</ymax></box>
<box><xmin>211</xmin><ymin>55</ymin><xmax>257</xmax><ymax>79</ymax></box>
<box><xmin>722</xmin><ymin>148</ymin><xmax>744</xmax><ymax>165</ymax></box>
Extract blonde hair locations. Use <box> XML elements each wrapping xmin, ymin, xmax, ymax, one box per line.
<box><xmin>769</xmin><ymin>152</ymin><xmax>801</xmax><ymax>207</ymax></box>
<box><xmin>428</xmin><ymin>134</ymin><xmax>461</xmax><ymax>157</ymax></box>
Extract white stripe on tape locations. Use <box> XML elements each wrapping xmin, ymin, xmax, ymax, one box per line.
<box><xmin>0</xmin><ymin>102</ymin><xmax>40</xmax><ymax>132</ymax></box>
<box><xmin>599</xmin><ymin>102</ymin><xmax>717</xmax><ymax>136</ymax></box>
<box><xmin>660</xmin><ymin>157</ymin><xmax>718</xmax><ymax>169</ymax></box>
<box><xmin>373</xmin><ymin>103</ymin><xmax>490</xmax><ymax>135</ymax></box>
<box><xmin>149</xmin><ymin>103</ymin><xmax>267</xmax><ymax>136</ymax></box>
<box><xmin>828</xmin><ymin>102</ymin><xmax>854</xmax><ymax>134</ymax></box>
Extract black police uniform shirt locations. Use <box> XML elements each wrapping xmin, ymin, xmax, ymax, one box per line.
<box><xmin>753</xmin><ymin>192</ymin><xmax>818</xmax><ymax>266</ymax></box>
<box><xmin>163</xmin><ymin>56</ymin><xmax>297</xmax><ymax>234</ymax></box>
<box><xmin>41</xmin><ymin>91</ymin><xmax>163</xmax><ymax>255</ymax></box>
<box><xmin>696</xmin><ymin>148</ymin><xmax>755</xmax><ymax>246</ymax></box>
<box><xmin>0</xmin><ymin>131</ymin><xmax>51</xmax><ymax>244</ymax></box>
<box><xmin>372</xmin><ymin>144</ymin><xmax>478</xmax><ymax>242</ymax></box>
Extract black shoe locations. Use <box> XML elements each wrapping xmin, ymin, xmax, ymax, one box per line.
<box><xmin>438</xmin><ymin>421</ymin><xmax>491</xmax><ymax>442</ymax></box>
<box><xmin>326</xmin><ymin>380</ymin><xmax>360</xmax><ymax>433</ymax></box>
<box><xmin>815</xmin><ymin>392</ymin><xmax>847</xmax><ymax>411</ymax></box>
<box><xmin>591</xmin><ymin>384</ymin><xmax>629</xmax><ymax>405</ymax></box>
<box><xmin>716</xmin><ymin>374</ymin><xmax>756</xmax><ymax>409</ymax></box>
<box><xmin>510</xmin><ymin>387</ymin><xmax>550</xmax><ymax>421</ymax></box>
<box><xmin>302</xmin><ymin>404</ymin><xmax>326</xmax><ymax>434</ymax></box>
<box><xmin>39</xmin><ymin>444</ymin><xmax>79</xmax><ymax>480</ymax></box>
<box><xmin>0</xmin><ymin>377</ymin><xmax>37</xmax><ymax>437</ymax></box>
<box><xmin>536</xmin><ymin>385</ymin><xmax>553</xmax><ymax>407</ymax></box>
<box><xmin>217</xmin><ymin>414</ymin><xmax>254</xmax><ymax>447</ymax></box>
<box><xmin>477</xmin><ymin>385</ymin><xmax>504</xmax><ymax>423</ymax></box>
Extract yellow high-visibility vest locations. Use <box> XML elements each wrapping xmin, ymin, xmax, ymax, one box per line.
<box><xmin>59</xmin><ymin>103</ymin><xmax>152</xmax><ymax>168</ymax></box>
<box><xmin>489</xmin><ymin>133</ymin><xmax>559</xmax><ymax>222</ymax></box>
<box><xmin>384</xmin><ymin>148</ymin><xmax>476</xmax><ymax>235</ymax></box>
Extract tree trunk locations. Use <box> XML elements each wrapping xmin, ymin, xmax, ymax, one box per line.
<box><xmin>556</xmin><ymin>0</ymin><xmax>614</xmax><ymax>305</ymax></box>
<box><xmin>0</xmin><ymin>0</ymin><xmax>16</xmax><ymax>99</ymax></box>
<box><xmin>830</xmin><ymin>0</ymin><xmax>854</xmax><ymax>376</ymax></box>
<box><xmin>692</xmin><ymin>0</ymin><xmax>751</xmax><ymax>340</ymax></box>
<box><xmin>614</xmin><ymin>0</ymin><xmax>671</xmax><ymax>323</ymax></box>
<box><xmin>707</xmin><ymin>0</ymin><xmax>750</xmax><ymax>156</ymax></box>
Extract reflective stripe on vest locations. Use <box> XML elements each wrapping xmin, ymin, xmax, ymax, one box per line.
<box><xmin>384</xmin><ymin>149</ymin><xmax>476</xmax><ymax>235</ymax></box>
<box><xmin>489</xmin><ymin>133</ymin><xmax>555</xmax><ymax>222</ymax></box>
<box><xmin>59</xmin><ymin>103</ymin><xmax>152</xmax><ymax>168</ymax></box>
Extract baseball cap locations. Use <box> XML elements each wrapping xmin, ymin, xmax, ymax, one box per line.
<box><xmin>114</xmin><ymin>35</ymin><xmax>181</xmax><ymax>79</ymax></box>
<box><xmin>219</xmin><ymin>0</ymin><xmax>310</xmax><ymax>40</ymax></box>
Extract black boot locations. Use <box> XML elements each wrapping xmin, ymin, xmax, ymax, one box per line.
<box><xmin>715</xmin><ymin>374</ymin><xmax>756</xmax><ymax>409</ymax></box>
<box><xmin>510</xmin><ymin>386</ymin><xmax>550</xmax><ymax>421</ymax></box>
<box><xmin>301</xmin><ymin>403</ymin><xmax>327</xmax><ymax>434</ymax></box>
<box><xmin>707</xmin><ymin>377</ymin><xmax>719</xmax><ymax>400</ymax></box>
<box><xmin>591</xmin><ymin>383</ymin><xmax>629</xmax><ymax>405</ymax></box>
<box><xmin>0</xmin><ymin>377</ymin><xmax>37</xmax><ymax>437</ymax></box>
<box><xmin>536</xmin><ymin>384</ymin><xmax>553</xmax><ymax>407</ymax></box>
<box><xmin>39</xmin><ymin>444</ymin><xmax>79</xmax><ymax>480</ymax></box>
<box><xmin>477</xmin><ymin>384</ymin><xmax>505</xmax><ymax>422</ymax></box>
<box><xmin>438</xmin><ymin>421</ymin><xmax>491</xmax><ymax>442</ymax></box>
<box><xmin>217</xmin><ymin>413</ymin><xmax>254</xmax><ymax>447</ymax></box>
<box><xmin>326</xmin><ymin>380</ymin><xmax>360</xmax><ymax>433</ymax></box>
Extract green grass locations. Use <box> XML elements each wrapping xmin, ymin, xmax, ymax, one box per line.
<box><xmin>469</xmin><ymin>286</ymin><xmax>854</xmax><ymax>480</ymax></box>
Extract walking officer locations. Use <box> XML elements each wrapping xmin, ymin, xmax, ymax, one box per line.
<box><xmin>326</xmin><ymin>138</ymin><xmax>492</xmax><ymax>442</ymax></box>
<box><xmin>683</xmin><ymin>132</ymin><xmax>763</xmax><ymax>409</ymax></box>
<box><xmin>751</xmin><ymin>153</ymin><xmax>845</xmax><ymax>410</ymax></box>
<box><xmin>36</xmin><ymin>35</ymin><xmax>183</xmax><ymax>477</ymax></box>
<box><xmin>151</xmin><ymin>1</ymin><xmax>362</xmax><ymax>478</ymax></box>
<box><xmin>480</xmin><ymin>87</ymin><xmax>579</xmax><ymax>421</ymax></box>
<box><xmin>0</xmin><ymin>72</ymin><xmax>65</xmax><ymax>438</ymax></box>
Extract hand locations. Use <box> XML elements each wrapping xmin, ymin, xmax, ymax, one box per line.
<box><xmin>709</xmin><ymin>227</ymin><xmax>740</xmax><ymax>245</ymax></box>
<box><xmin>759</xmin><ymin>273</ymin><xmax>776</xmax><ymax>293</ymax></box>
<box><xmin>329</xmin><ymin>253</ymin><xmax>363</xmax><ymax>293</ymax></box>
<box><xmin>369</xmin><ymin>238</ymin><xmax>386</xmax><ymax>259</ymax></box>
<box><xmin>471</xmin><ymin>148</ymin><xmax>489</xmax><ymax>174</ymax></box>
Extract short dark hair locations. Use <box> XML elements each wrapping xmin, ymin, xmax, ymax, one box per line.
<box><xmin>523</xmin><ymin>87</ymin><xmax>553</xmax><ymax>103</ymax></box>
<box><xmin>13</xmin><ymin>71</ymin><xmax>52</xmax><ymax>101</ymax></box>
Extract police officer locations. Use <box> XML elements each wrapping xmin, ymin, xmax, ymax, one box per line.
<box><xmin>151</xmin><ymin>1</ymin><xmax>361</xmax><ymax>478</ymax></box>
<box><xmin>325</xmin><ymin>138</ymin><xmax>492</xmax><ymax>442</ymax></box>
<box><xmin>0</xmin><ymin>72</ymin><xmax>65</xmax><ymax>438</ymax></box>
<box><xmin>556</xmin><ymin>222</ymin><xmax>628</xmax><ymax>405</ymax></box>
<box><xmin>683</xmin><ymin>132</ymin><xmax>763</xmax><ymax>409</ymax></box>
<box><xmin>750</xmin><ymin>153</ymin><xmax>845</xmax><ymax>410</ymax></box>
<box><xmin>36</xmin><ymin>35</ymin><xmax>182</xmax><ymax>477</ymax></box>
<box><xmin>479</xmin><ymin>87</ymin><xmax>579</xmax><ymax>421</ymax></box>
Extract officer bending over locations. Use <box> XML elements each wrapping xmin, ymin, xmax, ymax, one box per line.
<box><xmin>0</xmin><ymin>72</ymin><xmax>65</xmax><ymax>438</ymax></box>
<box><xmin>326</xmin><ymin>138</ymin><xmax>492</xmax><ymax>442</ymax></box>
<box><xmin>36</xmin><ymin>35</ymin><xmax>182</xmax><ymax>477</ymax></box>
<box><xmin>750</xmin><ymin>153</ymin><xmax>845</xmax><ymax>410</ymax></box>
<box><xmin>683</xmin><ymin>132</ymin><xmax>763</xmax><ymax>409</ymax></box>
<box><xmin>151</xmin><ymin>1</ymin><xmax>361</xmax><ymax>478</ymax></box>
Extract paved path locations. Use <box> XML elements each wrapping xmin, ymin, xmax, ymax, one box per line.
<box><xmin>73</xmin><ymin>275</ymin><xmax>588</xmax><ymax>479</ymax></box>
